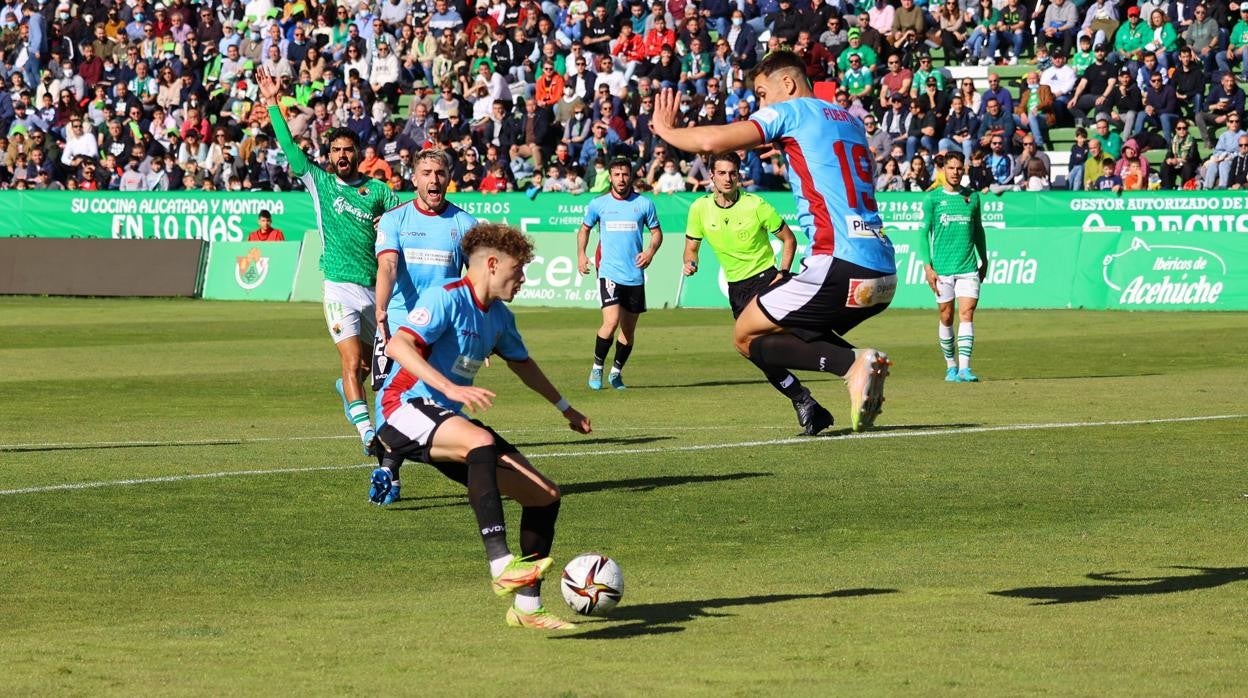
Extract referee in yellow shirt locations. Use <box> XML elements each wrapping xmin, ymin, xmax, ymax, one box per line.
<box><xmin>683</xmin><ymin>152</ymin><xmax>833</xmax><ymax>436</ymax></box>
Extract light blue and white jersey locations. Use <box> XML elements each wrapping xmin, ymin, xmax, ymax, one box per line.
<box><xmin>380</xmin><ymin>278</ymin><xmax>529</xmax><ymax>418</ymax></box>
<box><xmin>375</xmin><ymin>200</ymin><xmax>476</xmax><ymax>334</ymax></box>
<box><xmin>748</xmin><ymin>97</ymin><xmax>896</xmax><ymax>274</ymax></box>
<box><xmin>582</xmin><ymin>191</ymin><xmax>660</xmax><ymax>286</ymax></box>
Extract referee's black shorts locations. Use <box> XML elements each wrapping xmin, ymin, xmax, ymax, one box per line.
<box><xmin>727</xmin><ymin>267</ymin><xmax>782</xmax><ymax>319</ymax></box>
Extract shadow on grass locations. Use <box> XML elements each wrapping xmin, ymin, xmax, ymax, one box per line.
<box><xmin>810</xmin><ymin>422</ymin><xmax>981</xmax><ymax>438</ymax></box>
<box><xmin>512</xmin><ymin>435</ymin><xmax>675</xmax><ymax>449</ymax></box>
<box><xmin>561</xmin><ymin>471</ymin><xmax>772</xmax><ymax>495</ymax></box>
<box><xmin>991</xmin><ymin>565</ymin><xmax>1248</xmax><ymax>605</ymax></box>
<box><xmin>387</xmin><ymin>471</ymin><xmax>772</xmax><ymax>511</ymax></box>
<box><xmin>2</xmin><ymin>440</ymin><xmax>245</xmax><ymax>453</ymax></box>
<box><xmin>628</xmin><ymin>377</ymin><xmax>830</xmax><ymax>390</ymax></box>
<box><xmin>1010</xmin><ymin>372</ymin><xmax>1164</xmax><ymax>381</ymax></box>
<box><xmin>552</xmin><ymin>588</ymin><xmax>899</xmax><ymax>640</ymax></box>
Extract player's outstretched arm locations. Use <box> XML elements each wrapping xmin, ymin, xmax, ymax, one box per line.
<box><xmin>650</xmin><ymin>88</ymin><xmax>763</xmax><ymax>155</ymax></box>
<box><xmin>505</xmin><ymin>357</ymin><xmax>592</xmax><ymax>434</ymax></box>
<box><xmin>256</xmin><ymin>66</ymin><xmax>311</xmax><ymax>178</ymax></box>
<box><xmin>386</xmin><ymin>331</ymin><xmax>496</xmax><ymax>412</ymax></box>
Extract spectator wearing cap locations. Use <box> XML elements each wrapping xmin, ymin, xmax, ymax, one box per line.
<box><xmin>1103</xmin><ymin>68</ymin><xmax>1143</xmax><ymax>141</ymax></box>
<box><xmin>463</xmin><ymin>0</ymin><xmax>497</xmax><ymax>39</ymax></box>
<box><xmin>836</xmin><ymin>28</ymin><xmax>878</xmax><ymax>74</ymax></box>
<box><xmin>1040</xmin><ymin>50</ymin><xmax>1076</xmax><ymax>118</ymax></box>
<box><xmin>176</xmin><ymin>128</ymin><xmax>209</xmax><ymax>168</ymax></box>
<box><xmin>10</xmin><ymin>100</ymin><xmax>48</xmax><ymax>136</ymax></box>
<box><xmin>918</xmin><ymin>74</ymin><xmax>948</xmax><ymax>115</ymax></box>
<box><xmin>909</xmin><ymin>53</ymin><xmax>943</xmax><ymax>100</ymax></box>
<box><xmin>1115</xmin><ymin>6</ymin><xmax>1149</xmax><ymax>68</ymax></box>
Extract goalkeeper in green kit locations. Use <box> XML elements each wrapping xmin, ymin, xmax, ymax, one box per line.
<box><xmin>257</xmin><ymin>67</ymin><xmax>400</xmax><ymax>453</ymax></box>
<box><xmin>918</xmin><ymin>152</ymin><xmax>987</xmax><ymax>383</ymax></box>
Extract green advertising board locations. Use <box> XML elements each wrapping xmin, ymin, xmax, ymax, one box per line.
<box><xmin>514</xmin><ymin>232</ymin><xmax>686</xmax><ymax>309</ymax></box>
<box><xmin>0</xmin><ymin>191</ymin><xmax>320</xmax><ymax>242</ymax></box>
<box><xmin>201</xmin><ymin>241</ymin><xmax>302</xmax><ymax>301</ymax></box>
<box><xmin>5</xmin><ymin>190</ymin><xmax>1248</xmax><ymax>310</ymax></box>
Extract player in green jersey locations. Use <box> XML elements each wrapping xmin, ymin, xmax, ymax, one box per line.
<box><xmin>918</xmin><ymin>152</ymin><xmax>987</xmax><ymax>383</ymax></box>
<box><xmin>257</xmin><ymin>67</ymin><xmax>401</xmax><ymax>453</ymax></box>
<box><xmin>683</xmin><ymin>152</ymin><xmax>834</xmax><ymax>435</ymax></box>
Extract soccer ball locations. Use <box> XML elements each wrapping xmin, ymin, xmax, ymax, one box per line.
<box><xmin>560</xmin><ymin>553</ymin><xmax>624</xmax><ymax>616</ymax></box>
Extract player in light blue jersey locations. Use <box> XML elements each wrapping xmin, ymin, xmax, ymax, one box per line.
<box><xmin>651</xmin><ymin>51</ymin><xmax>898</xmax><ymax>432</ymax></box>
<box><xmin>378</xmin><ymin>222</ymin><xmax>591</xmax><ymax>630</ymax></box>
<box><xmin>575</xmin><ymin>156</ymin><xmax>663</xmax><ymax>391</ymax></box>
<box><xmin>368</xmin><ymin>148</ymin><xmax>477</xmax><ymax>506</ymax></box>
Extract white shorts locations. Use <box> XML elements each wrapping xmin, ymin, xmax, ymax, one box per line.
<box><xmin>323</xmin><ymin>280</ymin><xmax>377</xmax><ymax>344</ymax></box>
<box><xmin>935</xmin><ymin>273</ymin><xmax>981</xmax><ymax>303</ymax></box>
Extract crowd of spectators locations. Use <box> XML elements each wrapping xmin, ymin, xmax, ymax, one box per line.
<box><xmin>1</xmin><ymin>0</ymin><xmax>1246</xmax><ymax>194</ymax></box>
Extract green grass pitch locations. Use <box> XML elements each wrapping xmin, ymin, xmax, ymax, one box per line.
<box><xmin>2</xmin><ymin>297</ymin><xmax>1247</xmax><ymax>695</ymax></box>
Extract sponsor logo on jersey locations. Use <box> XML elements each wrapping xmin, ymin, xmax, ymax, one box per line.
<box><xmin>451</xmin><ymin>355</ymin><xmax>484</xmax><ymax>379</ymax></box>
<box><xmin>846</xmin><ymin>276</ymin><xmax>898</xmax><ymax>308</ymax></box>
<box><xmin>845</xmin><ymin>214</ymin><xmax>884</xmax><ymax>239</ymax></box>
<box><xmin>332</xmin><ymin>195</ymin><xmax>372</xmax><ymax>221</ymax></box>
<box><xmin>234</xmin><ymin>247</ymin><xmax>269</xmax><ymax>290</ymax></box>
<box><xmin>604</xmin><ymin>220</ymin><xmax>638</xmax><ymax>233</ymax></box>
<box><xmin>404</xmin><ymin>248</ymin><xmax>455</xmax><ymax>266</ymax></box>
<box><xmin>408</xmin><ymin>307</ymin><xmax>432</xmax><ymax>326</ymax></box>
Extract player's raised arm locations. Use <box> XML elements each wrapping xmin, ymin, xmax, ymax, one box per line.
<box><xmin>386</xmin><ymin>330</ymin><xmax>496</xmax><ymax>413</ymax></box>
<box><xmin>257</xmin><ymin>67</ymin><xmax>311</xmax><ymax>178</ymax></box>
<box><xmin>505</xmin><ymin>357</ymin><xmax>592</xmax><ymax>434</ymax></box>
<box><xmin>651</xmin><ymin>88</ymin><xmax>765</xmax><ymax>155</ymax></box>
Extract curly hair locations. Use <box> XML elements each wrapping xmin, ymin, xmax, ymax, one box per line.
<box><xmin>462</xmin><ymin>222</ymin><xmax>535</xmax><ymax>265</ymax></box>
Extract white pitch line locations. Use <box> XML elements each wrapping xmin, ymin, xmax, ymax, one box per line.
<box><xmin>1</xmin><ymin>414</ymin><xmax>1242</xmax><ymax>497</ymax></box>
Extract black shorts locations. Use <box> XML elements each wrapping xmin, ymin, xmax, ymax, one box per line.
<box><xmin>756</xmin><ymin>255</ymin><xmax>897</xmax><ymax>342</ymax></box>
<box><xmin>599</xmin><ymin>277</ymin><xmax>646</xmax><ymax>314</ymax></box>
<box><xmin>376</xmin><ymin>398</ymin><xmax>518</xmax><ymax>484</ymax></box>
<box><xmin>727</xmin><ymin>267</ymin><xmax>781</xmax><ymax>319</ymax></box>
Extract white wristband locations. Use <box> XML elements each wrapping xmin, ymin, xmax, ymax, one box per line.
<box><xmin>554</xmin><ymin>397</ymin><xmax>571</xmax><ymax>412</ymax></box>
